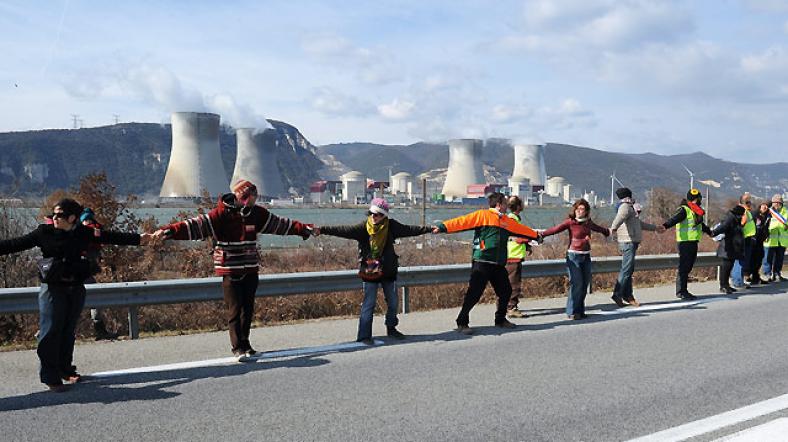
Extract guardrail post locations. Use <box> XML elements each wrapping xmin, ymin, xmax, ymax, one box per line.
<box><xmin>401</xmin><ymin>286</ymin><xmax>410</xmax><ymax>314</ymax></box>
<box><xmin>588</xmin><ymin>274</ymin><xmax>594</xmax><ymax>294</ymax></box>
<box><xmin>128</xmin><ymin>306</ymin><xmax>139</xmax><ymax>340</ymax></box>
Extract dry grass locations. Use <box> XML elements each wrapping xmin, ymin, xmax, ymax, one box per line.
<box><xmin>1</xmin><ymin>224</ymin><xmax>719</xmax><ymax>349</ymax></box>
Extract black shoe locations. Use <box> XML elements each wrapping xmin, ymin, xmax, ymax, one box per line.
<box><xmin>567</xmin><ymin>313</ymin><xmax>587</xmax><ymax>320</ymax></box>
<box><xmin>494</xmin><ymin>319</ymin><xmax>516</xmax><ymax>329</ymax></box>
<box><xmin>456</xmin><ymin>325</ymin><xmax>474</xmax><ymax>335</ymax></box>
<box><xmin>387</xmin><ymin>327</ymin><xmax>406</xmax><ymax>339</ymax></box>
<box><xmin>611</xmin><ymin>295</ymin><xmax>626</xmax><ymax>307</ymax></box>
<box><xmin>720</xmin><ymin>286</ymin><xmax>734</xmax><ymax>295</ymax></box>
<box><xmin>356</xmin><ymin>338</ymin><xmax>375</xmax><ymax>345</ymax></box>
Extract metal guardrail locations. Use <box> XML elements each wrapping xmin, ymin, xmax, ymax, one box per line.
<box><xmin>0</xmin><ymin>252</ymin><xmax>722</xmax><ymax>338</ymax></box>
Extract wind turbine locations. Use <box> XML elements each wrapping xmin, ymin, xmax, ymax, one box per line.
<box><xmin>682</xmin><ymin>164</ymin><xmax>695</xmax><ymax>190</ymax></box>
<box><xmin>610</xmin><ymin>171</ymin><xmax>626</xmax><ymax>205</ymax></box>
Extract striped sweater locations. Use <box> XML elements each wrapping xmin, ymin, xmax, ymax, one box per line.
<box><xmin>161</xmin><ymin>194</ymin><xmax>311</xmax><ymax>276</ymax></box>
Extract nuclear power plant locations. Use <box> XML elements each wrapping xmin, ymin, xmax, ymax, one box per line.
<box><xmin>511</xmin><ymin>143</ymin><xmax>546</xmax><ymax>187</ymax></box>
<box><xmin>160</xmin><ymin>112</ymin><xmax>230</xmax><ymax>198</ymax></box>
<box><xmin>441</xmin><ymin>139</ymin><xmax>485</xmax><ymax>198</ymax></box>
<box><xmin>231</xmin><ymin>128</ymin><xmax>286</xmax><ymax>198</ymax></box>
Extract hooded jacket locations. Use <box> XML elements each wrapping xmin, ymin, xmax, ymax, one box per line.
<box><xmin>161</xmin><ymin>193</ymin><xmax>311</xmax><ymax>276</ymax></box>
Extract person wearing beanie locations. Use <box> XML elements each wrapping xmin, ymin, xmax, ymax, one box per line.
<box><xmin>540</xmin><ymin>199</ymin><xmax>611</xmax><ymax>320</ymax></box>
<box><xmin>79</xmin><ymin>208</ymin><xmax>119</xmax><ymax>341</ymax></box>
<box><xmin>710</xmin><ymin>205</ymin><xmax>746</xmax><ymax>294</ymax></box>
<box><xmin>156</xmin><ymin>180</ymin><xmax>314</xmax><ymax>361</ymax></box>
<box><xmin>433</xmin><ymin>192</ymin><xmax>539</xmax><ymax>332</ymax></box>
<box><xmin>662</xmin><ymin>189</ymin><xmax>713</xmax><ymax>299</ymax></box>
<box><xmin>762</xmin><ymin>194</ymin><xmax>788</xmax><ymax>282</ymax></box>
<box><xmin>314</xmin><ymin>198</ymin><xmax>432</xmax><ymax>344</ymax></box>
<box><xmin>609</xmin><ymin>188</ymin><xmax>664</xmax><ymax>307</ymax></box>
<box><xmin>0</xmin><ymin>198</ymin><xmax>152</xmax><ymax>392</ymax></box>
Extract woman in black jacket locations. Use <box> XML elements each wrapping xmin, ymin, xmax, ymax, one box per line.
<box><xmin>711</xmin><ymin>205</ymin><xmax>746</xmax><ymax>294</ymax></box>
<box><xmin>314</xmin><ymin>199</ymin><xmax>432</xmax><ymax>344</ymax></box>
<box><xmin>0</xmin><ymin>198</ymin><xmax>151</xmax><ymax>392</ymax></box>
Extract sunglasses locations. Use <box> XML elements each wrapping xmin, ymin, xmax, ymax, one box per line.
<box><xmin>51</xmin><ymin>212</ymin><xmax>67</xmax><ymax>220</ymax></box>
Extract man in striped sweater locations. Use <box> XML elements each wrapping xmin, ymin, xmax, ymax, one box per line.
<box><xmin>157</xmin><ymin>180</ymin><xmax>313</xmax><ymax>360</ymax></box>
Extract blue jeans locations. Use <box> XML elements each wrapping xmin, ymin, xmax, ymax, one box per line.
<box><xmin>566</xmin><ymin>253</ymin><xmax>592</xmax><ymax>316</ymax></box>
<box><xmin>358</xmin><ymin>280</ymin><xmax>398</xmax><ymax>341</ymax></box>
<box><xmin>612</xmin><ymin>242</ymin><xmax>638</xmax><ymax>301</ymax></box>
<box><xmin>37</xmin><ymin>283</ymin><xmax>86</xmax><ymax>385</ymax></box>
<box><xmin>732</xmin><ymin>237</ymin><xmax>754</xmax><ymax>286</ymax></box>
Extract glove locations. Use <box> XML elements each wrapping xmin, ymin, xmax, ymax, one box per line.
<box><xmin>300</xmin><ymin>223</ymin><xmax>314</xmax><ymax>240</ymax></box>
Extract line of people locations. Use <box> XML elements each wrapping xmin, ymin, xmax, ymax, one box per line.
<box><xmin>0</xmin><ymin>180</ymin><xmax>785</xmax><ymax>393</ymax></box>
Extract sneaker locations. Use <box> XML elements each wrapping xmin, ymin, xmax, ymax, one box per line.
<box><xmin>507</xmin><ymin>309</ymin><xmax>527</xmax><ymax>318</ymax></box>
<box><xmin>720</xmin><ymin>286</ymin><xmax>734</xmax><ymax>295</ymax></box>
<box><xmin>495</xmin><ymin>319</ymin><xmax>516</xmax><ymax>329</ymax></box>
<box><xmin>456</xmin><ymin>325</ymin><xmax>474</xmax><ymax>335</ymax></box>
<box><xmin>624</xmin><ymin>296</ymin><xmax>640</xmax><ymax>307</ymax></box>
<box><xmin>233</xmin><ymin>350</ymin><xmax>251</xmax><ymax>362</ymax></box>
<box><xmin>611</xmin><ymin>296</ymin><xmax>626</xmax><ymax>307</ymax></box>
<box><xmin>677</xmin><ymin>292</ymin><xmax>697</xmax><ymax>300</ymax></box>
<box><xmin>356</xmin><ymin>338</ymin><xmax>375</xmax><ymax>345</ymax></box>
<box><xmin>779</xmin><ymin>275</ymin><xmax>788</xmax><ymax>282</ymax></box>
<box><xmin>47</xmin><ymin>383</ymin><xmax>68</xmax><ymax>393</ymax></box>
<box><xmin>245</xmin><ymin>348</ymin><xmax>261</xmax><ymax>358</ymax></box>
<box><xmin>386</xmin><ymin>327</ymin><xmax>406</xmax><ymax>339</ymax></box>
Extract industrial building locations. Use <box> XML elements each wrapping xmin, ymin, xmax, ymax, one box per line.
<box><xmin>341</xmin><ymin>171</ymin><xmax>367</xmax><ymax>203</ymax></box>
<box><xmin>511</xmin><ymin>143</ymin><xmax>546</xmax><ymax>188</ymax></box>
<box><xmin>308</xmin><ymin>180</ymin><xmax>341</xmax><ymax>204</ymax></box>
<box><xmin>442</xmin><ymin>139</ymin><xmax>485</xmax><ymax>199</ymax></box>
<box><xmin>231</xmin><ymin>128</ymin><xmax>286</xmax><ymax>198</ymax></box>
<box><xmin>160</xmin><ymin>112</ymin><xmax>229</xmax><ymax>198</ymax></box>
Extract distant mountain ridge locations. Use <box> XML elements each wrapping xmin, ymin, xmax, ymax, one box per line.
<box><xmin>0</xmin><ymin>121</ymin><xmax>322</xmax><ymax>197</ymax></box>
<box><xmin>320</xmin><ymin>141</ymin><xmax>787</xmax><ymax>200</ymax></box>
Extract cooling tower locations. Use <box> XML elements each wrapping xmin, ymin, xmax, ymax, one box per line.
<box><xmin>441</xmin><ymin>139</ymin><xmax>485</xmax><ymax>198</ymax></box>
<box><xmin>160</xmin><ymin>112</ymin><xmax>229</xmax><ymax>198</ymax></box>
<box><xmin>546</xmin><ymin>176</ymin><xmax>567</xmax><ymax>197</ymax></box>
<box><xmin>231</xmin><ymin>128</ymin><xmax>286</xmax><ymax>198</ymax></box>
<box><xmin>511</xmin><ymin>143</ymin><xmax>546</xmax><ymax>187</ymax></box>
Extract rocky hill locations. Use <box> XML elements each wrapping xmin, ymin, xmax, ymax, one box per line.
<box><xmin>0</xmin><ymin>120</ymin><xmax>322</xmax><ymax>197</ymax></box>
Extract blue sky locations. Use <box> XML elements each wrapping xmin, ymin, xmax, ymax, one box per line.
<box><xmin>2</xmin><ymin>0</ymin><xmax>788</xmax><ymax>164</ymax></box>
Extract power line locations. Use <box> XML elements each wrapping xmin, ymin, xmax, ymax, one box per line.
<box><xmin>70</xmin><ymin>114</ymin><xmax>79</xmax><ymax>129</ymax></box>
<box><xmin>112</xmin><ymin>114</ymin><xmax>120</xmax><ymax>125</ymax></box>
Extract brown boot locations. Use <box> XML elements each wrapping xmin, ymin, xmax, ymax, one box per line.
<box><xmin>507</xmin><ymin>309</ymin><xmax>527</xmax><ymax>318</ymax></box>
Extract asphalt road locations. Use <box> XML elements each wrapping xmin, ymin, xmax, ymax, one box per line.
<box><xmin>1</xmin><ymin>280</ymin><xmax>788</xmax><ymax>441</ymax></box>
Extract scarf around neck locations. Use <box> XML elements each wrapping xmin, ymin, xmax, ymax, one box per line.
<box><xmin>366</xmin><ymin>215</ymin><xmax>389</xmax><ymax>259</ymax></box>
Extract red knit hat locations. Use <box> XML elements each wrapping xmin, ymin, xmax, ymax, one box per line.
<box><xmin>232</xmin><ymin>179</ymin><xmax>258</xmax><ymax>205</ymax></box>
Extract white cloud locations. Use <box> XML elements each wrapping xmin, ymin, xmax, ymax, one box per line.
<box><xmin>301</xmin><ymin>34</ymin><xmax>402</xmax><ymax>85</ymax></box>
<box><xmin>744</xmin><ymin>0</ymin><xmax>788</xmax><ymax>13</ymax></box>
<box><xmin>377</xmin><ymin>98</ymin><xmax>416</xmax><ymax>120</ymax></box>
<box><xmin>490</xmin><ymin>104</ymin><xmax>532</xmax><ymax>123</ymax></box>
<box><xmin>310</xmin><ymin>87</ymin><xmax>376</xmax><ymax>117</ymax></box>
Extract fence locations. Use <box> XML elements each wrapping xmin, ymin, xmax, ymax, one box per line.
<box><xmin>0</xmin><ymin>252</ymin><xmax>722</xmax><ymax>339</ymax></box>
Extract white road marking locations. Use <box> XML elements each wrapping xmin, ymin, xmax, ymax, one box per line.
<box><xmin>90</xmin><ymin>339</ymin><xmax>384</xmax><ymax>379</ymax></box>
<box><xmin>627</xmin><ymin>393</ymin><xmax>788</xmax><ymax>442</ymax></box>
<box><xmin>714</xmin><ymin>418</ymin><xmax>788</xmax><ymax>441</ymax></box>
<box><xmin>593</xmin><ymin>296</ymin><xmax>731</xmax><ymax>316</ymax></box>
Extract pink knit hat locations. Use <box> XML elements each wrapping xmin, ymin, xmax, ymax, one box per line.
<box><xmin>369</xmin><ymin>198</ymin><xmax>389</xmax><ymax>217</ymax></box>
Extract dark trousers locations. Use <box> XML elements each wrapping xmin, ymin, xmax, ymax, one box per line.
<box><xmin>456</xmin><ymin>261</ymin><xmax>511</xmax><ymax>326</ymax></box>
<box><xmin>676</xmin><ymin>241</ymin><xmax>699</xmax><ymax>296</ymax></box>
<box><xmin>720</xmin><ymin>258</ymin><xmax>734</xmax><ymax>289</ymax></box>
<box><xmin>505</xmin><ymin>261</ymin><xmax>523</xmax><ymax>310</ymax></box>
<box><xmin>751</xmin><ymin>245</ymin><xmax>765</xmax><ymax>282</ymax></box>
<box><xmin>222</xmin><ymin>273</ymin><xmax>259</xmax><ymax>352</ymax></box>
<box><xmin>766</xmin><ymin>246</ymin><xmax>786</xmax><ymax>277</ymax></box>
<box><xmin>37</xmin><ymin>283</ymin><xmax>86</xmax><ymax>385</ymax></box>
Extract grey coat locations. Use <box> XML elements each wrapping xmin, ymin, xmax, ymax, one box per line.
<box><xmin>610</xmin><ymin>202</ymin><xmax>657</xmax><ymax>243</ymax></box>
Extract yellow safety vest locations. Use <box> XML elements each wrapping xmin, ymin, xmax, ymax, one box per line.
<box><xmin>676</xmin><ymin>206</ymin><xmax>702</xmax><ymax>242</ymax></box>
<box><xmin>507</xmin><ymin>213</ymin><xmax>527</xmax><ymax>260</ymax></box>
<box><xmin>765</xmin><ymin>206</ymin><xmax>788</xmax><ymax>248</ymax></box>
<box><xmin>742</xmin><ymin>210</ymin><xmax>756</xmax><ymax>238</ymax></box>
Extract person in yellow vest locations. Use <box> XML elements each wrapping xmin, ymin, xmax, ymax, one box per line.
<box><xmin>505</xmin><ymin>196</ymin><xmax>532</xmax><ymax>318</ymax></box>
<box><xmin>662</xmin><ymin>189</ymin><xmax>713</xmax><ymax>300</ymax></box>
<box><xmin>763</xmin><ymin>194</ymin><xmax>788</xmax><ymax>282</ymax></box>
<box><xmin>752</xmin><ymin>202</ymin><xmax>772</xmax><ymax>285</ymax></box>
<box><xmin>731</xmin><ymin>193</ymin><xmax>756</xmax><ymax>288</ymax></box>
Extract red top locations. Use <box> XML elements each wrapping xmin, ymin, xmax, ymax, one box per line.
<box><xmin>542</xmin><ymin>218</ymin><xmax>610</xmax><ymax>253</ymax></box>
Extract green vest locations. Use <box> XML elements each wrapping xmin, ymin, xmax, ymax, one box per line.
<box><xmin>742</xmin><ymin>210</ymin><xmax>756</xmax><ymax>238</ymax></box>
<box><xmin>507</xmin><ymin>213</ymin><xmax>527</xmax><ymax>260</ymax></box>
<box><xmin>765</xmin><ymin>206</ymin><xmax>788</xmax><ymax>248</ymax></box>
<box><xmin>676</xmin><ymin>206</ymin><xmax>702</xmax><ymax>242</ymax></box>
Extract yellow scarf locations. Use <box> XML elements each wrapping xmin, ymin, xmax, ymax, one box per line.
<box><xmin>366</xmin><ymin>215</ymin><xmax>389</xmax><ymax>259</ymax></box>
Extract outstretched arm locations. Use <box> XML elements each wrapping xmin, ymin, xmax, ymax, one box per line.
<box><xmin>257</xmin><ymin>207</ymin><xmax>312</xmax><ymax>239</ymax></box>
<box><xmin>160</xmin><ymin>209</ymin><xmax>219</xmax><ymax>241</ymax></box>
<box><xmin>663</xmin><ymin>207</ymin><xmax>686</xmax><ymax>229</ymax></box>
<box><xmin>0</xmin><ymin>228</ymin><xmax>39</xmax><ymax>256</ymax></box>
<box><xmin>589</xmin><ymin>220</ymin><xmax>611</xmax><ymax>237</ymax></box>
<box><xmin>391</xmin><ymin>221</ymin><xmax>432</xmax><ymax>239</ymax></box>
<box><xmin>320</xmin><ymin>223</ymin><xmax>367</xmax><ymax>241</ymax></box>
<box><xmin>541</xmin><ymin>219</ymin><xmax>570</xmax><ymax>237</ymax></box>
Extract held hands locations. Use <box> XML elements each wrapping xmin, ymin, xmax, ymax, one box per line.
<box><xmin>431</xmin><ymin>226</ymin><xmax>441</xmax><ymax>234</ymax></box>
<box><xmin>656</xmin><ymin>225</ymin><xmax>667</xmax><ymax>234</ymax></box>
<box><xmin>311</xmin><ymin>226</ymin><xmax>321</xmax><ymax>237</ymax></box>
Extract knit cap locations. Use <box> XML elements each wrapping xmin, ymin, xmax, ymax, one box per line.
<box><xmin>369</xmin><ymin>198</ymin><xmax>389</xmax><ymax>217</ymax></box>
<box><xmin>772</xmin><ymin>194</ymin><xmax>784</xmax><ymax>203</ymax></box>
<box><xmin>687</xmin><ymin>188</ymin><xmax>702</xmax><ymax>201</ymax></box>
<box><xmin>232</xmin><ymin>179</ymin><xmax>258</xmax><ymax>205</ymax></box>
<box><xmin>615</xmin><ymin>187</ymin><xmax>632</xmax><ymax>199</ymax></box>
